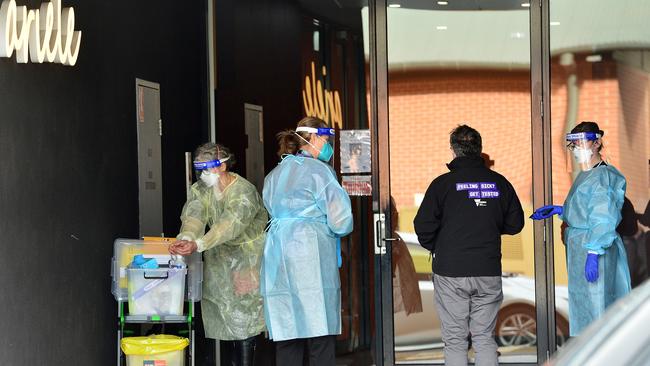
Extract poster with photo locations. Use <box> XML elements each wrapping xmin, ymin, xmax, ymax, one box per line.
<box><xmin>340</xmin><ymin>129</ymin><xmax>371</xmax><ymax>174</ymax></box>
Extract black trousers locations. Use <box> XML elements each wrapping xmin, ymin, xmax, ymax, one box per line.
<box><xmin>221</xmin><ymin>335</ymin><xmax>257</xmax><ymax>366</ymax></box>
<box><xmin>275</xmin><ymin>335</ymin><xmax>336</xmax><ymax>366</ymax></box>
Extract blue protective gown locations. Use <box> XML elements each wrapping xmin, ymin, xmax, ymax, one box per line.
<box><xmin>561</xmin><ymin>164</ymin><xmax>631</xmax><ymax>336</ymax></box>
<box><xmin>260</xmin><ymin>153</ymin><xmax>353</xmax><ymax>341</ymax></box>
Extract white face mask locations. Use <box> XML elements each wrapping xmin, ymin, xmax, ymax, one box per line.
<box><xmin>572</xmin><ymin>147</ymin><xmax>593</xmax><ymax>164</ymax></box>
<box><xmin>200</xmin><ymin>171</ymin><xmax>219</xmax><ymax>187</ymax></box>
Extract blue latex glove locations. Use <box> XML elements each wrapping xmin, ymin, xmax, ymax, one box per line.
<box><xmin>530</xmin><ymin>205</ymin><xmax>563</xmax><ymax>220</ymax></box>
<box><xmin>585</xmin><ymin>253</ymin><xmax>599</xmax><ymax>283</ymax></box>
<box><xmin>336</xmin><ymin>237</ymin><xmax>342</xmax><ymax>268</ymax></box>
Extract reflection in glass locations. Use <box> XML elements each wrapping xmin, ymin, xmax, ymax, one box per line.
<box><xmin>550</xmin><ymin>0</ymin><xmax>650</xmax><ymax>338</ymax></box>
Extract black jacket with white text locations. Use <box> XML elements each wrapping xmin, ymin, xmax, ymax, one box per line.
<box><xmin>413</xmin><ymin>156</ymin><xmax>525</xmax><ymax>277</ymax></box>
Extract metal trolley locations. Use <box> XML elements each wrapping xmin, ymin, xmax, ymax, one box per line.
<box><xmin>111</xmin><ymin>238</ymin><xmax>203</xmax><ymax>366</ymax></box>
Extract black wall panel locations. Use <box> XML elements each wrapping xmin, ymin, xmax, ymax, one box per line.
<box><xmin>0</xmin><ymin>1</ymin><xmax>207</xmax><ymax>364</ymax></box>
<box><xmin>214</xmin><ymin>0</ymin><xmax>303</xmax><ymax>175</ymax></box>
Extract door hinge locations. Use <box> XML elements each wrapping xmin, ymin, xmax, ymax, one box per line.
<box><xmin>540</xmin><ymin>99</ymin><xmax>544</xmax><ymax>118</ymax></box>
<box><xmin>158</xmin><ymin>119</ymin><xmax>163</xmax><ymax>136</ymax></box>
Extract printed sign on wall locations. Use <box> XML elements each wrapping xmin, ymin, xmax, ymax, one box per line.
<box><xmin>342</xmin><ymin>175</ymin><xmax>372</xmax><ymax>196</ymax></box>
<box><xmin>340</xmin><ymin>129</ymin><xmax>371</xmax><ymax>174</ymax></box>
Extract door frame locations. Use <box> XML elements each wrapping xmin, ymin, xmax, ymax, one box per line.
<box><xmin>368</xmin><ymin>0</ymin><xmax>394</xmax><ymax>364</ymax></box>
<box><xmin>368</xmin><ymin>0</ymin><xmax>558</xmax><ymax>364</ymax></box>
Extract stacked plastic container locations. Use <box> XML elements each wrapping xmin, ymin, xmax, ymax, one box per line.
<box><xmin>127</xmin><ymin>260</ymin><xmax>187</xmax><ymax>316</ymax></box>
<box><xmin>111</xmin><ymin>238</ymin><xmax>203</xmax><ymax>311</ymax></box>
<box><xmin>112</xmin><ymin>238</ymin><xmax>203</xmax><ymax>366</ymax></box>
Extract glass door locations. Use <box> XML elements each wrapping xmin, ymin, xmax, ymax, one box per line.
<box><xmin>384</xmin><ymin>2</ymin><xmax>538</xmax><ymax>363</ymax></box>
<box><xmin>367</xmin><ymin>0</ymin><xmax>558</xmax><ymax>365</ymax></box>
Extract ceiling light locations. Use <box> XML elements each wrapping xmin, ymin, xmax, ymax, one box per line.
<box><xmin>437</xmin><ymin>1</ymin><xmax>449</xmax><ymax>4</ymax></box>
<box><xmin>510</xmin><ymin>32</ymin><xmax>526</xmax><ymax>39</ymax></box>
<box><xmin>586</xmin><ymin>54</ymin><xmax>602</xmax><ymax>62</ymax></box>
<box><xmin>550</xmin><ymin>21</ymin><xmax>561</xmax><ymax>26</ymax></box>
<box><xmin>436</xmin><ymin>25</ymin><xmax>448</xmax><ymax>30</ymax></box>
<box><xmin>521</xmin><ymin>3</ymin><xmax>531</xmax><ymax>7</ymax></box>
<box><xmin>388</xmin><ymin>3</ymin><xmax>401</xmax><ymax>7</ymax></box>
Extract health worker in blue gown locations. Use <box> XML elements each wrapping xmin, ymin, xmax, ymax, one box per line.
<box><xmin>261</xmin><ymin>117</ymin><xmax>353</xmax><ymax>366</ymax></box>
<box><xmin>531</xmin><ymin>121</ymin><xmax>631</xmax><ymax>336</ymax></box>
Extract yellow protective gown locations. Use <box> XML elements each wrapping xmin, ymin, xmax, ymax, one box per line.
<box><xmin>177</xmin><ymin>173</ymin><xmax>268</xmax><ymax>340</ymax></box>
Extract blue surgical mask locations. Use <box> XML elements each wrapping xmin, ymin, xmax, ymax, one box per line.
<box><xmin>318</xmin><ymin>140</ymin><xmax>334</xmax><ymax>163</ymax></box>
<box><xmin>296</xmin><ymin>133</ymin><xmax>334</xmax><ymax>163</ymax></box>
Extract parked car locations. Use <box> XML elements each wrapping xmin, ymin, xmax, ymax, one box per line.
<box><xmin>546</xmin><ymin>279</ymin><xmax>650</xmax><ymax>366</ymax></box>
<box><xmin>394</xmin><ymin>232</ymin><xmax>570</xmax><ymax>352</ymax></box>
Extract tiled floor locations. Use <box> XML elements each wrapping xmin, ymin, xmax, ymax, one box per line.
<box><xmin>396</xmin><ymin>345</ymin><xmax>538</xmax><ymax>364</ymax></box>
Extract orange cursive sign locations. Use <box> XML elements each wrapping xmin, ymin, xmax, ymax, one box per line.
<box><xmin>302</xmin><ymin>61</ymin><xmax>343</xmax><ymax>128</ymax></box>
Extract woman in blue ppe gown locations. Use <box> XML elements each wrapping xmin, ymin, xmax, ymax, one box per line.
<box><xmin>531</xmin><ymin>121</ymin><xmax>630</xmax><ymax>336</ymax></box>
<box><xmin>261</xmin><ymin>117</ymin><xmax>353</xmax><ymax>365</ymax></box>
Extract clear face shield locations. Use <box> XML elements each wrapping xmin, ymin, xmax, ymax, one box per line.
<box><xmin>565</xmin><ymin>132</ymin><xmax>601</xmax><ymax>172</ymax></box>
<box><xmin>295</xmin><ymin>126</ymin><xmax>336</xmax><ymax>164</ymax></box>
<box><xmin>193</xmin><ymin>158</ymin><xmax>229</xmax><ymax>186</ymax></box>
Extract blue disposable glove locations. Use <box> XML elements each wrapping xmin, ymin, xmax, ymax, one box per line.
<box><xmin>585</xmin><ymin>253</ymin><xmax>599</xmax><ymax>283</ymax></box>
<box><xmin>336</xmin><ymin>237</ymin><xmax>342</xmax><ymax>268</ymax></box>
<box><xmin>530</xmin><ymin>205</ymin><xmax>563</xmax><ymax>220</ymax></box>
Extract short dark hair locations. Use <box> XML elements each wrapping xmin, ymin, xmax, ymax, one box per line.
<box><xmin>450</xmin><ymin>124</ymin><xmax>482</xmax><ymax>157</ymax></box>
<box><xmin>571</xmin><ymin>121</ymin><xmax>604</xmax><ymax>136</ymax></box>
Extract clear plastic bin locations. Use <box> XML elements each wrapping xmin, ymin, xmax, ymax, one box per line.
<box><xmin>111</xmin><ymin>238</ymin><xmax>202</xmax><ymax>302</ymax></box>
<box><xmin>127</xmin><ymin>267</ymin><xmax>187</xmax><ymax>316</ymax></box>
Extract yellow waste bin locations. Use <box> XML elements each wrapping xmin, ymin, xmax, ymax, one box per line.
<box><xmin>121</xmin><ymin>334</ymin><xmax>189</xmax><ymax>366</ymax></box>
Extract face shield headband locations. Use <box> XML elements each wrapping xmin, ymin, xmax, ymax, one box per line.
<box><xmin>295</xmin><ymin>126</ymin><xmax>335</xmax><ymax>136</ymax></box>
<box><xmin>193</xmin><ymin>157</ymin><xmax>229</xmax><ymax>171</ymax></box>
<box><xmin>565</xmin><ymin>132</ymin><xmax>601</xmax><ymax>145</ymax></box>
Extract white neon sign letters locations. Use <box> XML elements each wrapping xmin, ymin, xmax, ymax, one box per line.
<box><xmin>0</xmin><ymin>0</ymin><xmax>81</xmax><ymax>66</ymax></box>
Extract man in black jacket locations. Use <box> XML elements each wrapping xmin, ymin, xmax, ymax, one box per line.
<box><xmin>414</xmin><ymin>125</ymin><xmax>524</xmax><ymax>366</ymax></box>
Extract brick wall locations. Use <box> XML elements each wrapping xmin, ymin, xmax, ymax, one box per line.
<box><xmin>617</xmin><ymin>64</ymin><xmax>650</xmax><ymax>211</ymax></box>
<box><xmin>388</xmin><ymin>60</ymin><xmax>649</xmax><ymax>216</ymax></box>
<box><xmin>385</xmin><ymin>60</ymin><xmax>650</xmax><ymax>281</ymax></box>
<box><xmin>388</xmin><ymin>69</ymin><xmax>532</xmax><ymax>210</ymax></box>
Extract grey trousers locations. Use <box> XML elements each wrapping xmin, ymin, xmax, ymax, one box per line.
<box><xmin>434</xmin><ymin>274</ymin><xmax>503</xmax><ymax>366</ymax></box>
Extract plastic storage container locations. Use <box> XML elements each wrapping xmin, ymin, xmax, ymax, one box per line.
<box><xmin>131</xmin><ymin>254</ymin><xmax>159</xmax><ymax>269</ymax></box>
<box><xmin>121</xmin><ymin>335</ymin><xmax>189</xmax><ymax>366</ymax></box>
<box><xmin>111</xmin><ymin>238</ymin><xmax>203</xmax><ymax>303</ymax></box>
<box><xmin>127</xmin><ymin>267</ymin><xmax>187</xmax><ymax>316</ymax></box>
